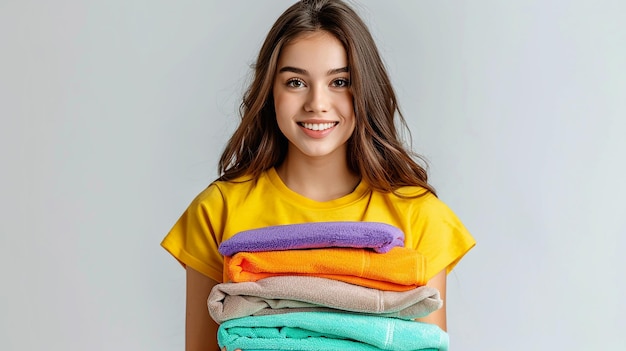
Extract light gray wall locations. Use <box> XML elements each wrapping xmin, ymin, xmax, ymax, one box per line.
<box><xmin>2</xmin><ymin>1</ymin><xmax>624</xmax><ymax>350</ymax></box>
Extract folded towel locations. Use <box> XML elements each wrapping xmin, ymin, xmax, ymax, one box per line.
<box><xmin>218</xmin><ymin>311</ymin><xmax>449</xmax><ymax>351</ymax></box>
<box><xmin>224</xmin><ymin>246</ymin><xmax>427</xmax><ymax>291</ymax></box>
<box><xmin>208</xmin><ymin>276</ymin><xmax>442</xmax><ymax>323</ymax></box>
<box><xmin>218</xmin><ymin>221</ymin><xmax>405</xmax><ymax>256</ymax></box>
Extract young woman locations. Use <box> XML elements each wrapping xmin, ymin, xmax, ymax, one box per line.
<box><xmin>161</xmin><ymin>1</ymin><xmax>476</xmax><ymax>350</ymax></box>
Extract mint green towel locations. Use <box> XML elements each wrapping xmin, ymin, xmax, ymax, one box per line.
<box><xmin>218</xmin><ymin>311</ymin><xmax>448</xmax><ymax>351</ymax></box>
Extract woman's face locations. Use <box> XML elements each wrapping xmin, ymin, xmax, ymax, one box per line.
<box><xmin>273</xmin><ymin>31</ymin><xmax>355</xmax><ymax>161</ymax></box>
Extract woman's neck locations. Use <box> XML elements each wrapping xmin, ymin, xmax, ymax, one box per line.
<box><xmin>275</xmin><ymin>154</ymin><xmax>361</xmax><ymax>202</ymax></box>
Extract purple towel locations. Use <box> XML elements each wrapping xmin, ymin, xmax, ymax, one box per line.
<box><xmin>218</xmin><ymin>221</ymin><xmax>404</xmax><ymax>256</ymax></box>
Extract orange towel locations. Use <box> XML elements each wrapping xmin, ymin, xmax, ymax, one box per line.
<box><xmin>224</xmin><ymin>247</ymin><xmax>427</xmax><ymax>292</ymax></box>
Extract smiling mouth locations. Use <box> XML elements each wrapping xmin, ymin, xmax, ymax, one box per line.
<box><xmin>298</xmin><ymin>122</ymin><xmax>339</xmax><ymax>131</ymax></box>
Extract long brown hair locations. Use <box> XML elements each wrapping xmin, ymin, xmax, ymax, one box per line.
<box><xmin>218</xmin><ymin>0</ymin><xmax>436</xmax><ymax>196</ymax></box>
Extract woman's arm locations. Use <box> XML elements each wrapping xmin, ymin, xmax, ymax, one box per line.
<box><xmin>186</xmin><ymin>267</ymin><xmax>220</xmax><ymax>351</ymax></box>
<box><xmin>415</xmin><ymin>269</ymin><xmax>447</xmax><ymax>331</ymax></box>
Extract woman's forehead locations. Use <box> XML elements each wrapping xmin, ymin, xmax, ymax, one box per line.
<box><xmin>277</xmin><ymin>31</ymin><xmax>348</xmax><ymax>74</ymax></box>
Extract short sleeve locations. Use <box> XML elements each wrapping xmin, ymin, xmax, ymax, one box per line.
<box><xmin>412</xmin><ymin>194</ymin><xmax>476</xmax><ymax>281</ymax></box>
<box><xmin>160</xmin><ymin>184</ymin><xmax>226</xmax><ymax>282</ymax></box>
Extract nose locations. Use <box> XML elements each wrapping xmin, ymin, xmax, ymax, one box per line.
<box><xmin>304</xmin><ymin>85</ymin><xmax>329</xmax><ymax>113</ymax></box>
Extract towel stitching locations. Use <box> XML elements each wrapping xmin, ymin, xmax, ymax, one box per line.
<box><xmin>384</xmin><ymin>321</ymin><xmax>393</xmax><ymax>347</ymax></box>
<box><xmin>362</xmin><ymin>249</ymin><xmax>370</xmax><ymax>277</ymax></box>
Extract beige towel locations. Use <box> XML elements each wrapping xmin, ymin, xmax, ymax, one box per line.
<box><xmin>208</xmin><ymin>275</ymin><xmax>442</xmax><ymax>324</ymax></box>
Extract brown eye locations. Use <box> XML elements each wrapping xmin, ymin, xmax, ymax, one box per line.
<box><xmin>332</xmin><ymin>78</ymin><xmax>350</xmax><ymax>88</ymax></box>
<box><xmin>286</xmin><ymin>78</ymin><xmax>306</xmax><ymax>88</ymax></box>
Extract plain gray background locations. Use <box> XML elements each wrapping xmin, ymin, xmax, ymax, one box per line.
<box><xmin>2</xmin><ymin>0</ymin><xmax>625</xmax><ymax>350</ymax></box>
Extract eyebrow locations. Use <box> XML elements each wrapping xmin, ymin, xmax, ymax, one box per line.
<box><xmin>278</xmin><ymin>66</ymin><xmax>349</xmax><ymax>75</ymax></box>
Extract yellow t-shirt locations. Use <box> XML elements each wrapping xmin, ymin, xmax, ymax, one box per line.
<box><xmin>161</xmin><ymin>167</ymin><xmax>476</xmax><ymax>283</ymax></box>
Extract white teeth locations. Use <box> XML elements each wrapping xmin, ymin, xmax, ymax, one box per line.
<box><xmin>301</xmin><ymin>122</ymin><xmax>336</xmax><ymax>131</ymax></box>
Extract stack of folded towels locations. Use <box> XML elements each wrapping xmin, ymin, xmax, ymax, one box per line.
<box><xmin>208</xmin><ymin>221</ymin><xmax>449</xmax><ymax>351</ymax></box>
